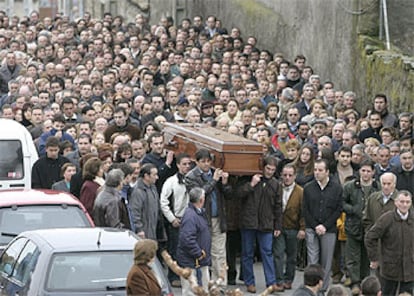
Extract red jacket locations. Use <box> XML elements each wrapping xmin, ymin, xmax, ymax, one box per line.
<box><xmin>271</xmin><ymin>133</ymin><xmax>296</xmax><ymax>150</ymax></box>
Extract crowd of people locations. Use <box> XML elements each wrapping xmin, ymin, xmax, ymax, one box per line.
<box><xmin>0</xmin><ymin>8</ymin><xmax>413</xmax><ymax>296</ymax></box>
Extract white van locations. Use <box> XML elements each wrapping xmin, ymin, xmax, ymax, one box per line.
<box><xmin>0</xmin><ymin>119</ymin><xmax>38</xmax><ymax>190</ymax></box>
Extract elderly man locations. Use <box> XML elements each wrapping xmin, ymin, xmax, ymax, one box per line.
<box><xmin>362</xmin><ymin>172</ymin><xmax>398</xmax><ymax>233</ymax></box>
<box><xmin>365</xmin><ymin>190</ymin><xmax>414</xmax><ymax>295</ymax></box>
<box><xmin>177</xmin><ymin>187</ymin><xmax>211</xmax><ymax>295</ymax></box>
<box><xmin>92</xmin><ymin>169</ymin><xmax>125</xmax><ymax>228</ymax></box>
<box><xmin>0</xmin><ymin>52</ymin><xmax>21</xmax><ymax>95</ymax></box>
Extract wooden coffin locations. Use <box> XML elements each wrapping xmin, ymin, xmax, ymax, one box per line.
<box><xmin>163</xmin><ymin>123</ymin><xmax>263</xmax><ymax>175</ymax></box>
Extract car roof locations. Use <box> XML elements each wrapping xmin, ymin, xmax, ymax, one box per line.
<box><xmin>21</xmin><ymin>228</ymin><xmax>138</xmax><ymax>252</ymax></box>
<box><xmin>0</xmin><ymin>118</ymin><xmax>33</xmax><ymax>138</ymax></box>
<box><xmin>0</xmin><ymin>189</ymin><xmax>83</xmax><ymax>207</ymax></box>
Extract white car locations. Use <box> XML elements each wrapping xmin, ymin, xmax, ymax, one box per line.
<box><xmin>0</xmin><ymin>228</ymin><xmax>173</xmax><ymax>296</ymax></box>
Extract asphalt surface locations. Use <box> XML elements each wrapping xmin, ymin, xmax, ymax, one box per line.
<box><xmin>172</xmin><ymin>261</ymin><xmax>304</xmax><ymax>295</ymax></box>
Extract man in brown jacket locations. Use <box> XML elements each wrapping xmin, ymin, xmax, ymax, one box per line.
<box><xmin>273</xmin><ymin>164</ymin><xmax>305</xmax><ymax>291</ymax></box>
<box><xmin>365</xmin><ymin>190</ymin><xmax>414</xmax><ymax>295</ymax></box>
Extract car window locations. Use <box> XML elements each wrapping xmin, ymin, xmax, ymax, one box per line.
<box><xmin>46</xmin><ymin>251</ymin><xmax>132</xmax><ymax>291</ymax></box>
<box><xmin>0</xmin><ymin>140</ymin><xmax>24</xmax><ymax>180</ymax></box>
<box><xmin>0</xmin><ymin>238</ymin><xmax>27</xmax><ymax>276</ymax></box>
<box><xmin>46</xmin><ymin>250</ymin><xmax>168</xmax><ymax>292</ymax></box>
<box><xmin>12</xmin><ymin>240</ymin><xmax>40</xmax><ymax>285</ymax></box>
<box><xmin>0</xmin><ymin>206</ymin><xmax>92</xmax><ymax>245</ymax></box>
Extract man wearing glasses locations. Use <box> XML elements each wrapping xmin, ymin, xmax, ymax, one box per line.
<box><xmin>287</xmin><ymin>106</ymin><xmax>301</xmax><ymax>135</ymax></box>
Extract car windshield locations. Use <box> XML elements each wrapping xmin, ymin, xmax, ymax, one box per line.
<box><xmin>45</xmin><ymin>251</ymin><xmax>166</xmax><ymax>292</ymax></box>
<box><xmin>0</xmin><ymin>205</ymin><xmax>91</xmax><ymax>245</ymax></box>
<box><xmin>0</xmin><ymin>140</ymin><xmax>24</xmax><ymax>180</ymax></box>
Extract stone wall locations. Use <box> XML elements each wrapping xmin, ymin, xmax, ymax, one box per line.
<box><xmin>387</xmin><ymin>0</ymin><xmax>414</xmax><ymax>56</ymax></box>
<box><xmin>353</xmin><ymin>36</ymin><xmax>414</xmax><ymax>113</ymax></box>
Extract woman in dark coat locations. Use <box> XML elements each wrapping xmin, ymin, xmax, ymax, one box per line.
<box><xmin>126</xmin><ymin>239</ymin><xmax>161</xmax><ymax>296</ymax></box>
<box><xmin>292</xmin><ymin>145</ymin><xmax>315</xmax><ymax>187</ymax></box>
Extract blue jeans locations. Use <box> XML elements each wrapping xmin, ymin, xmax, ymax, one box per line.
<box><xmin>241</xmin><ymin>229</ymin><xmax>276</xmax><ymax>287</ymax></box>
<box><xmin>273</xmin><ymin>229</ymin><xmax>298</xmax><ymax>284</ymax></box>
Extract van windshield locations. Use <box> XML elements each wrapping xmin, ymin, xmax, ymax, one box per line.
<box><xmin>0</xmin><ymin>140</ymin><xmax>24</xmax><ymax>180</ymax></box>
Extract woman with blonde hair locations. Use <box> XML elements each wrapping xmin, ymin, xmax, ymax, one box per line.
<box><xmin>343</xmin><ymin>109</ymin><xmax>359</xmax><ymax>132</ymax></box>
<box><xmin>126</xmin><ymin>239</ymin><xmax>161</xmax><ymax>296</ymax></box>
<box><xmin>363</xmin><ymin>137</ymin><xmax>381</xmax><ymax>161</ymax></box>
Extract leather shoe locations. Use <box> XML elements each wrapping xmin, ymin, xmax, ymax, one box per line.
<box><xmin>283</xmin><ymin>282</ymin><xmax>292</xmax><ymax>290</ymax></box>
<box><xmin>272</xmin><ymin>284</ymin><xmax>285</xmax><ymax>292</ymax></box>
<box><xmin>246</xmin><ymin>285</ymin><xmax>256</xmax><ymax>293</ymax></box>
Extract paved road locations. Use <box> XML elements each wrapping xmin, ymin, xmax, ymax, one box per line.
<box><xmin>172</xmin><ymin>261</ymin><xmax>304</xmax><ymax>295</ymax></box>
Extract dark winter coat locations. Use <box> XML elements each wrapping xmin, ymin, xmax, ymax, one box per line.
<box><xmin>393</xmin><ymin>165</ymin><xmax>414</xmax><ymax>194</ymax></box>
<box><xmin>362</xmin><ymin>190</ymin><xmax>398</xmax><ymax>232</ymax></box>
<box><xmin>343</xmin><ymin>179</ymin><xmax>380</xmax><ymax>240</ymax></box>
<box><xmin>238</xmin><ymin>177</ymin><xmax>282</xmax><ymax>232</ymax></box>
<box><xmin>365</xmin><ymin>209</ymin><xmax>414</xmax><ymax>282</ymax></box>
<box><xmin>31</xmin><ymin>155</ymin><xmax>70</xmax><ymax>189</ymax></box>
<box><xmin>141</xmin><ymin>152</ymin><xmax>177</xmax><ymax>194</ymax></box>
<box><xmin>176</xmin><ymin>203</ymin><xmax>211</xmax><ymax>268</ymax></box>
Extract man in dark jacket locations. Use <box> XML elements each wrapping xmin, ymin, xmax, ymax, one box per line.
<box><xmin>295</xmin><ymin>83</ymin><xmax>316</xmax><ymax>119</ymax></box>
<box><xmin>342</xmin><ymin>159</ymin><xmax>380</xmax><ymax>295</ymax></box>
<box><xmin>141</xmin><ymin>132</ymin><xmax>177</xmax><ymax>193</ymax></box>
<box><xmin>365</xmin><ymin>190</ymin><xmax>414</xmax><ymax>296</ymax></box>
<box><xmin>358</xmin><ymin>112</ymin><xmax>382</xmax><ymax>143</ymax></box>
<box><xmin>177</xmin><ymin>187</ymin><xmax>211</xmax><ymax>295</ymax></box>
<box><xmin>303</xmin><ymin>158</ymin><xmax>343</xmax><ymax>293</ymax></box>
<box><xmin>393</xmin><ymin>149</ymin><xmax>414</xmax><ymax>194</ymax></box>
<box><xmin>239</xmin><ymin>156</ymin><xmax>282</xmax><ymax>294</ymax></box>
<box><xmin>184</xmin><ymin>148</ymin><xmax>232</xmax><ymax>285</ymax></box>
<box><xmin>32</xmin><ymin>136</ymin><xmax>70</xmax><ymax>189</ymax></box>
<box><xmin>92</xmin><ymin>169</ymin><xmax>125</xmax><ymax>228</ymax></box>
<box><xmin>292</xmin><ymin>264</ymin><xmax>324</xmax><ymax>296</ymax></box>
<box><xmin>104</xmin><ymin>106</ymin><xmax>141</xmax><ymax>142</ymax></box>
